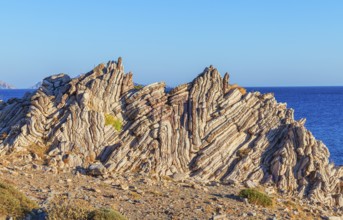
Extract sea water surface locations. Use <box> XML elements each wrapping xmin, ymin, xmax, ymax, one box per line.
<box><xmin>0</xmin><ymin>89</ymin><xmax>34</xmax><ymax>101</ymax></box>
<box><xmin>1</xmin><ymin>87</ymin><xmax>343</xmax><ymax>165</ymax></box>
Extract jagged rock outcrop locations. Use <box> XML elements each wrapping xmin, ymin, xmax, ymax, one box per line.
<box><xmin>0</xmin><ymin>80</ymin><xmax>15</xmax><ymax>89</ymax></box>
<box><xmin>0</xmin><ymin>58</ymin><xmax>342</xmax><ymax>207</ymax></box>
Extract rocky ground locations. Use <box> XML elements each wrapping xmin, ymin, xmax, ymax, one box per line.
<box><xmin>1</xmin><ymin>153</ymin><xmax>342</xmax><ymax>220</ymax></box>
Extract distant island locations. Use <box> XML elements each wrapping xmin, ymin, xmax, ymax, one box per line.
<box><xmin>0</xmin><ymin>80</ymin><xmax>15</xmax><ymax>89</ymax></box>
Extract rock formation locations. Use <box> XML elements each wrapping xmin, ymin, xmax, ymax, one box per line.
<box><xmin>0</xmin><ymin>58</ymin><xmax>342</xmax><ymax>207</ymax></box>
<box><xmin>0</xmin><ymin>80</ymin><xmax>15</xmax><ymax>89</ymax></box>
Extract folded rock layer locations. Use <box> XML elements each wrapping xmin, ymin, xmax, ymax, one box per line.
<box><xmin>0</xmin><ymin>58</ymin><xmax>342</xmax><ymax>206</ymax></box>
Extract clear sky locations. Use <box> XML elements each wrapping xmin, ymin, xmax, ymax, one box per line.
<box><xmin>0</xmin><ymin>1</ymin><xmax>342</xmax><ymax>88</ymax></box>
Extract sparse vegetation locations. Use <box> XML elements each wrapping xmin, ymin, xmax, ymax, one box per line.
<box><xmin>0</xmin><ymin>132</ymin><xmax>8</xmax><ymax>140</ymax></box>
<box><xmin>0</xmin><ymin>181</ymin><xmax>38</xmax><ymax>219</ymax></box>
<box><xmin>27</xmin><ymin>144</ymin><xmax>48</xmax><ymax>159</ymax></box>
<box><xmin>88</xmin><ymin>208</ymin><xmax>127</xmax><ymax>220</ymax></box>
<box><xmin>236</xmin><ymin>147</ymin><xmax>252</xmax><ymax>159</ymax></box>
<box><xmin>129</xmin><ymin>191</ymin><xmax>141</xmax><ymax>200</ymax></box>
<box><xmin>104</xmin><ymin>114</ymin><xmax>122</xmax><ymax>132</ymax></box>
<box><xmin>134</xmin><ymin>84</ymin><xmax>144</xmax><ymax>90</ymax></box>
<box><xmin>44</xmin><ymin>199</ymin><xmax>126</xmax><ymax>220</ymax></box>
<box><xmin>239</xmin><ymin>188</ymin><xmax>273</xmax><ymax>207</ymax></box>
<box><xmin>229</xmin><ymin>84</ymin><xmax>247</xmax><ymax>95</ymax></box>
<box><xmin>46</xmin><ymin>200</ymin><xmax>91</xmax><ymax>220</ymax></box>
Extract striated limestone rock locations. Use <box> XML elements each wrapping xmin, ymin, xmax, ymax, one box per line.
<box><xmin>0</xmin><ymin>57</ymin><xmax>342</xmax><ymax>207</ymax></box>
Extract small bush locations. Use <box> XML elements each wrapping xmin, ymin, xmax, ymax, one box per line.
<box><xmin>239</xmin><ymin>188</ymin><xmax>273</xmax><ymax>207</ymax></box>
<box><xmin>47</xmin><ymin>200</ymin><xmax>90</xmax><ymax>220</ymax></box>
<box><xmin>88</xmin><ymin>208</ymin><xmax>127</xmax><ymax>220</ymax></box>
<box><xmin>134</xmin><ymin>84</ymin><xmax>144</xmax><ymax>90</ymax></box>
<box><xmin>104</xmin><ymin>114</ymin><xmax>122</xmax><ymax>132</ymax></box>
<box><xmin>0</xmin><ymin>181</ymin><xmax>38</xmax><ymax>218</ymax></box>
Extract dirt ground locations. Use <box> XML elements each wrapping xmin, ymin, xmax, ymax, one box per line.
<box><xmin>0</xmin><ymin>154</ymin><xmax>341</xmax><ymax>220</ymax></box>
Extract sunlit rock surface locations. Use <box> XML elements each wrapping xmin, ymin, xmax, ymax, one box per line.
<box><xmin>0</xmin><ymin>58</ymin><xmax>342</xmax><ymax>207</ymax></box>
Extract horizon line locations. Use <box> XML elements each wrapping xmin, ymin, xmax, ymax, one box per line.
<box><xmin>3</xmin><ymin>85</ymin><xmax>343</xmax><ymax>90</ymax></box>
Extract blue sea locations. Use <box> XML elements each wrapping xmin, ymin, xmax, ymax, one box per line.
<box><xmin>0</xmin><ymin>89</ymin><xmax>34</xmax><ymax>102</ymax></box>
<box><xmin>1</xmin><ymin>87</ymin><xmax>343</xmax><ymax>165</ymax></box>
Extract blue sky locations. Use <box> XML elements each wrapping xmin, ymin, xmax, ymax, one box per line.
<box><xmin>0</xmin><ymin>1</ymin><xmax>342</xmax><ymax>88</ymax></box>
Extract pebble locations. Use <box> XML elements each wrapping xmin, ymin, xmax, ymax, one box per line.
<box><xmin>120</xmin><ymin>184</ymin><xmax>129</xmax><ymax>190</ymax></box>
<box><xmin>323</xmin><ymin>217</ymin><xmax>343</xmax><ymax>220</ymax></box>
<box><xmin>248</xmin><ymin>211</ymin><xmax>257</xmax><ymax>216</ymax></box>
<box><xmin>91</xmin><ymin>188</ymin><xmax>101</xmax><ymax>193</ymax></box>
<box><xmin>212</xmin><ymin>214</ymin><xmax>228</xmax><ymax>220</ymax></box>
<box><xmin>245</xmin><ymin>180</ymin><xmax>257</xmax><ymax>188</ymax></box>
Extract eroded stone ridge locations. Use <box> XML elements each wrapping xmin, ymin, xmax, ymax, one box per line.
<box><xmin>0</xmin><ymin>58</ymin><xmax>342</xmax><ymax>207</ymax></box>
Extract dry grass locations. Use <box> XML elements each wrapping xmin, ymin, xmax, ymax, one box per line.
<box><xmin>46</xmin><ymin>199</ymin><xmax>126</xmax><ymax>220</ymax></box>
<box><xmin>46</xmin><ymin>199</ymin><xmax>91</xmax><ymax>220</ymax></box>
<box><xmin>283</xmin><ymin>200</ymin><xmax>313</xmax><ymax>220</ymax></box>
<box><xmin>129</xmin><ymin>191</ymin><xmax>141</xmax><ymax>200</ymax></box>
<box><xmin>148</xmin><ymin>190</ymin><xmax>163</xmax><ymax>197</ymax></box>
<box><xmin>27</xmin><ymin>144</ymin><xmax>48</xmax><ymax>159</ymax></box>
<box><xmin>229</xmin><ymin>84</ymin><xmax>247</xmax><ymax>95</ymax></box>
<box><xmin>88</xmin><ymin>208</ymin><xmax>127</xmax><ymax>220</ymax></box>
<box><xmin>0</xmin><ymin>180</ymin><xmax>38</xmax><ymax>219</ymax></box>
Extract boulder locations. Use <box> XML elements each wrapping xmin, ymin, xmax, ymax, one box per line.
<box><xmin>87</xmin><ymin>163</ymin><xmax>107</xmax><ymax>176</ymax></box>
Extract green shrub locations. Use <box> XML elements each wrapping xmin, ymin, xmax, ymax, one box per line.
<box><xmin>239</xmin><ymin>188</ymin><xmax>273</xmax><ymax>207</ymax></box>
<box><xmin>46</xmin><ymin>200</ymin><xmax>126</xmax><ymax>220</ymax></box>
<box><xmin>47</xmin><ymin>201</ymin><xmax>90</xmax><ymax>220</ymax></box>
<box><xmin>104</xmin><ymin>114</ymin><xmax>122</xmax><ymax>132</ymax></box>
<box><xmin>0</xmin><ymin>181</ymin><xmax>38</xmax><ymax>219</ymax></box>
<box><xmin>134</xmin><ymin>84</ymin><xmax>144</xmax><ymax>90</ymax></box>
<box><xmin>88</xmin><ymin>208</ymin><xmax>127</xmax><ymax>220</ymax></box>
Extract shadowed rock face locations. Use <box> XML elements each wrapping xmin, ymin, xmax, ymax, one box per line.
<box><xmin>0</xmin><ymin>58</ymin><xmax>342</xmax><ymax>207</ymax></box>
